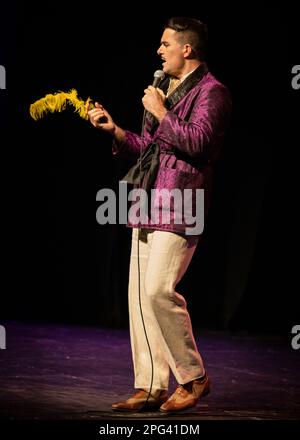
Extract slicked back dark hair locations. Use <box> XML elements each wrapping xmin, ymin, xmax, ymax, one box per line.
<box><xmin>164</xmin><ymin>17</ymin><xmax>208</xmax><ymax>61</ymax></box>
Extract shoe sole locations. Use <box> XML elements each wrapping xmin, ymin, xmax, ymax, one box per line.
<box><xmin>112</xmin><ymin>401</ymin><xmax>167</xmax><ymax>413</ymax></box>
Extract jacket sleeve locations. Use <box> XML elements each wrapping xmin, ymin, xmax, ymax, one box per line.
<box><xmin>112</xmin><ymin>129</ymin><xmax>152</xmax><ymax>159</ymax></box>
<box><xmin>154</xmin><ymin>84</ymin><xmax>232</xmax><ymax>160</ymax></box>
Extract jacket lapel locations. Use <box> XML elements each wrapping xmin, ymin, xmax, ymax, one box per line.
<box><xmin>166</xmin><ymin>62</ymin><xmax>208</xmax><ymax>109</ymax></box>
<box><xmin>145</xmin><ymin>62</ymin><xmax>208</xmax><ymax>132</ymax></box>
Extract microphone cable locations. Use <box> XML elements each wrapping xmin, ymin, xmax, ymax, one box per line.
<box><xmin>136</xmin><ymin>70</ymin><xmax>164</xmax><ymax>411</ymax></box>
<box><xmin>137</xmin><ymin>107</ymin><xmax>154</xmax><ymax>411</ymax></box>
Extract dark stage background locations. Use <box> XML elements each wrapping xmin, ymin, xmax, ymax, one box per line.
<box><xmin>1</xmin><ymin>2</ymin><xmax>298</xmax><ymax>333</ymax></box>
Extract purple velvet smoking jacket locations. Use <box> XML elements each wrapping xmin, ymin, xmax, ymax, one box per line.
<box><xmin>112</xmin><ymin>63</ymin><xmax>232</xmax><ymax>235</ymax></box>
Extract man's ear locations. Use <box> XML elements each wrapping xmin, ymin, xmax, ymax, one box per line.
<box><xmin>183</xmin><ymin>44</ymin><xmax>193</xmax><ymax>59</ymax></box>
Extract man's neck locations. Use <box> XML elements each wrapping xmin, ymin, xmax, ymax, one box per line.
<box><xmin>177</xmin><ymin>61</ymin><xmax>202</xmax><ymax>80</ymax></box>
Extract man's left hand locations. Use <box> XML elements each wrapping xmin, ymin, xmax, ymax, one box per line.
<box><xmin>142</xmin><ymin>86</ymin><xmax>167</xmax><ymax>122</ymax></box>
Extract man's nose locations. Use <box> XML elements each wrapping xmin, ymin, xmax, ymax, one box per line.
<box><xmin>157</xmin><ymin>46</ymin><xmax>162</xmax><ymax>55</ymax></box>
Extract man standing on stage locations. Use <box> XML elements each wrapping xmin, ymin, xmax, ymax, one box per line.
<box><xmin>88</xmin><ymin>17</ymin><xmax>231</xmax><ymax>413</ymax></box>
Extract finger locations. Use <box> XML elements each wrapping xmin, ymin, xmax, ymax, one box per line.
<box><xmin>157</xmin><ymin>88</ymin><xmax>165</xmax><ymax>98</ymax></box>
<box><xmin>90</xmin><ymin>111</ymin><xmax>105</xmax><ymax>121</ymax></box>
<box><xmin>95</xmin><ymin>102</ymin><xmax>103</xmax><ymax>109</ymax></box>
<box><xmin>89</xmin><ymin>107</ymin><xmax>104</xmax><ymax>114</ymax></box>
<box><xmin>89</xmin><ymin>108</ymin><xmax>104</xmax><ymax>116</ymax></box>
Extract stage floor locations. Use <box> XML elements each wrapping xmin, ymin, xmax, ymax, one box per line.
<box><xmin>0</xmin><ymin>321</ymin><xmax>299</xmax><ymax>420</ymax></box>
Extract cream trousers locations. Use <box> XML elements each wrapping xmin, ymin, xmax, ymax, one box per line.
<box><xmin>128</xmin><ymin>228</ymin><xmax>205</xmax><ymax>393</ymax></box>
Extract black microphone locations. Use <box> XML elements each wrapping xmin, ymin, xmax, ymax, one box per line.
<box><xmin>141</xmin><ymin>70</ymin><xmax>165</xmax><ymax>136</ymax></box>
<box><xmin>152</xmin><ymin>70</ymin><xmax>165</xmax><ymax>88</ymax></box>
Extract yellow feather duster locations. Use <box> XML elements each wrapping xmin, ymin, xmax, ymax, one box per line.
<box><xmin>29</xmin><ymin>89</ymin><xmax>94</xmax><ymax>121</ymax></box>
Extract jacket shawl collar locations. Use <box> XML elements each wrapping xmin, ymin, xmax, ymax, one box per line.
<box><xmin>145</xmin><ymin>62</ymin><xmax>208</xmax><ymax>131</ymax></box>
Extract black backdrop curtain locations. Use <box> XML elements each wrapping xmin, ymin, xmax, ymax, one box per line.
<box><xmin>1</xmin><ymin>2</ymin><xmax>298</xmax><ymax>333</ymax></box>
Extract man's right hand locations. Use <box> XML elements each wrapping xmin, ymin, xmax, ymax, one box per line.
<box><xmin>86</xmin><ymin>102</ymin><xmax>116</xmax><ymax>134</ymax></box>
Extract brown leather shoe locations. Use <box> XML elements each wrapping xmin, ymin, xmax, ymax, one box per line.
<box><xmin>112</xmin><ymin>389</ymin><xmax>168</xmax><ymax>412</ymax></box>
<box><xmin>160</xmin><ymin>374</ymin><xmax>210</xmax><ymax>413</ymax></box>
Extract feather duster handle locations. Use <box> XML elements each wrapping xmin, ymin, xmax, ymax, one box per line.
<box><xmin>29</xmin><ymin>89</ymin><xmax>94</xmax><ymax>120</ymax></box>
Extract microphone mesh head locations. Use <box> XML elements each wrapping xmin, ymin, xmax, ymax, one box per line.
<box><xmin>154</xmin><ymin>70</ymin><xmax>165</xmax><ymax>80</ymax></box>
